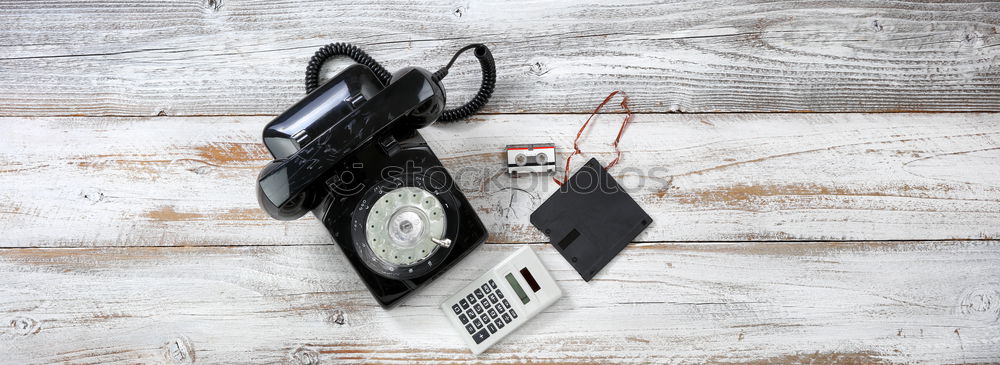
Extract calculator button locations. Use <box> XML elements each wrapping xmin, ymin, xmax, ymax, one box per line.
<box><xmin>452</xmin><ymin>304</ymin><xmax>461</xmax><ymax>314</ymax></box>
<box><xmin>474</xmin><ymin>304</ymin><xmax>483</xmax><ymax>314</ymax></box>
<box><xmin>459</xmin><ymin>314</ymin><xmax>468</xmax><ymax>324</ymax></box>
<box><xmin>488</xmin><ymin>308</ymin><xmax>498</xmax><ymax>319</ymax></box>
<box><xmin>482</xmin><ymin>283</ymin><xmax>492</xmax><ymax>293</ymax></box>
<box><xmin>465</xmin><ymin>324</ymin><xmax>475</xmax><ymax>334</ymax></box>
<box><xmin>473</xmin><ymin>318</ymin><xmax>483</xmax><ymax>328</ymax></box>
<box><xmin>459</xmin><ymin>298</ymin><xmax>469</xmax><ymax>309</ymax></box>
<box><xmin>489</xmin><ymin>279</ymin><xmax>497</xmax><ymax>289</ymax></box>
<box><xmin>501</xmin><ymin>313</ymin><xmax>511</xmax><ymax>323</ymax></box>
<box><xmin>487</xmin><ymin>323</ymin><xmax>497</xmax><ymax>334</ymax></box>
<box><xmin>474</xmin><ymin>289</ymin><xmax>484</xmax><ymax>299</ymax></box>
<box><xmin>502</xmin><ymin>299</ymin><xmax>511</xmax><ymax>309</ymax></box>
<box><xmin>472</xmin><ymin>328</ymin><xmax>490</xmax><ymax>344</ymax></box>
<box><xmin>466</xmin><ymin>294</ymin><xmax>475</xmax><ymax>303</ymax></box>
<box><xmin>497</xmin><ymin>304</ymin><xmax>506</xmax><ymax>313</ymax></box>
<box><xmin>494</xmin><ymin>318</ymin><xmax>505</xmax><ymax>329</ymax></box>
<box><xmin>465</xmin><ymin>309</ymin><xmax>475</xmax><ymax>318</ymax></box>
<box><xmin>496</xmin><ymin>290</ymin><xmax>504</xmax><ymax>299</ymax></box>
<box><xmin>488</xmin><ymin>293</ymin><xmax>498</xmax><ymax>304</ymax></box>
<box><xmin>510</xmin><ymin>309</ymin><xmax>518</xmax><ymax>319</ymax></box>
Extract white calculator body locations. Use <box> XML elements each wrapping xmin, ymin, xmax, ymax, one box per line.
<box><xmin>440</xmin><ymin>246</ymin><xmax>562</xmax><ymax>354</ymax></box>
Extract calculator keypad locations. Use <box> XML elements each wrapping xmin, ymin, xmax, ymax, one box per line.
<box><xmin>451</xmin><ymin>279</ymin><xmax>516</xmax><ymax>344</ymax></box>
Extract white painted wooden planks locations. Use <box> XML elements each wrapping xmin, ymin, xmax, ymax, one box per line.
<box><xmin>2</xmin><ymin>1</ymin><xmax>999</xmax><ymax>363</ymax></box>
<box><xmin>1</xmin><ymin>242</ymin><xmax>998</xmax><ymax>363</ymax></box>
<box><xmin>2</xmin><ymin>113</ymin><xmax>999</xmax><ymax>247</ymax></box>
<box><xmin>1</xmin><ymin>0</ymin><xmax>999</xmax><ymax>116</ymax></box>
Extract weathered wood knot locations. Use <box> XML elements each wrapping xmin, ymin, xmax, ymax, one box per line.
<box><xmin>962</xmin><ymin>31</ymin><xmax>985</xmax><ymax>48</ymax></box>
<box><xmin>528</xmin><ymin>61</ymin><xmax>549</xmax><ymax>76</ymax></box>
<box><xmin>163</xmin><ymin>336</ymin><xmax>195</xmax><ymax>364</ymax></box>
<box><xmin>80</xmin><ymin>188</ymin><xmax>104</xmax><ymax>204</ymax></box>
<box><xmin>871</xmin><ymin>20</ymin><xmax>884</xmax><ymax>32</ymax></box>
<box><xmin>188</xmin><ymin>166</ymin><xmax>212</xmax><ymax>175</ymax></box>
<box><xmin>325</xmin><ymin>309</ymin><xmax>346</xmax><ymax>326</ymax></box>
<box><xmin>206</xmin><ymin>0</ymin><xmax>223</xmax><ymax>11</ymax></box>
<box><xmin>289</xmin><ymin>346</ymin><xmax>319</xmax><ymax>365</ymax></box>
<box><xmin>959</xmin><ymin>287</ymin><xmax>999</xmax><ymax>322</ymax></box>
<box><xmin>9</xmin><ymin>316</ymin><xmax>40</xmax><ymax>336</ymax></box>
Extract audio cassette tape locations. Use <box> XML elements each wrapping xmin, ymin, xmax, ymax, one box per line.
<box><xmin>506</xmin><ymin>143</ymin><xmax>556</xmax><ymax>175</ymax></box>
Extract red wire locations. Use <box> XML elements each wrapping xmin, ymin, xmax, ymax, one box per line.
<box><xmin>553</xmin><ymin>90</ymin><xmax>634</xmax><ymax>185</ymax></box>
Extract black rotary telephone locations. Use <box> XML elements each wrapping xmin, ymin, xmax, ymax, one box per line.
<box><xmin>255</xmin><ymin>43</ymin><xmax>496</xmax><ymax>307</ymax></box>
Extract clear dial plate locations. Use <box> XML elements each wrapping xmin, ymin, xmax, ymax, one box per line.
<box><xmin>365</xmin><ymin>187</ymin><xmax>447</xmax><ymax>266</ymax></box>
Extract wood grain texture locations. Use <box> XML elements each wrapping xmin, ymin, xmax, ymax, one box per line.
<box><xmin>3</xmin><ymin>113</ymin><xmax>999</xmax><ymax>247</ymax></box>
<box><xmin>2</xmin><ymin>0</ymin><xmax>1000</xmax><ymax>116</ymax></box>
<box><xmin>4</xmin><ymin>1</ymin><xmax>999</xmax><ymax>363</ymax></box>
<box><xmin>1</xmin><ymin>242</ymin><xmax>998</xmax><ymax>364</ymax></box>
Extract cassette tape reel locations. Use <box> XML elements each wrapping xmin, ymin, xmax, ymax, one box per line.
<box><xmin>506</xmin><ymin>143</ymin><xmax>556</xmax><ymax>175</ymax></box>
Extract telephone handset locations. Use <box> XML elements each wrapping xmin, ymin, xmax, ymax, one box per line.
<box><xmin>256</xmin><ymin>43</ymin><xmax>495</xmax><ymax>220</ymax></box>
<box><xmin>257</xmin><ymin>67</ymin><xmax>443</xmax><ymax>213</ymax></box>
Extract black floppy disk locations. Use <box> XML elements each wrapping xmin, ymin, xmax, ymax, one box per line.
<box><xmin>530</xmin><ymin>158</ymin><xmax>652</xmax><ymax>281</ymax></box>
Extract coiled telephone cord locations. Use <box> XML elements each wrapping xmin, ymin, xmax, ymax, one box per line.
<box><xmin>304</xmin><ymin>42</ymin><xmax>496</xmax><ymax>122</ymax></box>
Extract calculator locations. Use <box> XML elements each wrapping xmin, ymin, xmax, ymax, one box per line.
<box><xmin>440</xmin><ymin>246</ymin><xmax>562</xmax><ymax>354</ymax></box>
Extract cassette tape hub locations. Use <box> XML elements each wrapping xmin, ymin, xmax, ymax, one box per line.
<box><xmin>506</xmin><ymin>143</ymin><xmax>556</xmax><ymax>175</ymax></box>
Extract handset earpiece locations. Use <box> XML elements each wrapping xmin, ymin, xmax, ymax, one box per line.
<box><xmin>256</xmin><ymin>159</ymin><xmax>316</xmax><ymax>220</ymax></box>
<box><xmin>393</xmin><ymin>67</ymin><xmax>446</xmax><ymax>129</ymax></box>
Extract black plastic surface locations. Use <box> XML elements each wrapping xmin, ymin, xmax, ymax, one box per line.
<box><xmin>255</xmin><ymin>62</ymin><xmax>482</xmax><ymax>308</ymax></box>
<box><xmin>263</xmin><ymin>64</ymin><xmax>383</xmax><ymax>160</ymax></box>
<box><xmin>315</xmin><ymin>130</ymin><xmax>488</xmax><ymax>307</ymax></box>
<box><xmin>529</xmin><ymin>158</ymin><xmax>652</xmax><ymax>281</ymax></box>
<box><xmin>258</xmin><ymin>68</ymin><xmax>443</xmax><ymax>210</ymax></box>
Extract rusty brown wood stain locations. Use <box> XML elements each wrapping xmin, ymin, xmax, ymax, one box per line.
<box><xmin>712</xmin><ymin>351</ymin><xmax>897</xmax><ymax>364</ymax></box>
<box><xmin>144</xmin><ymin>206</ymin><xmax>265</xmax><ymax>221</ymax></box>
<box><xmin>675</xmin><ymin>183</ymin><xmax>958</xmax><ymax>206</ymax></box>
<box><xmin>196</xmin><ymin>142</ymin><xmax>270</xmax><ymax>165</ymax></box>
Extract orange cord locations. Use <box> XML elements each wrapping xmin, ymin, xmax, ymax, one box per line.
<box><xmin>553</xmin><ymin>90</ymin><xmax>634</xmax><ymax>185</ymax></box>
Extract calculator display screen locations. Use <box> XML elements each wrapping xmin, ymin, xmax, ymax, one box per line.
<box><xmin>519</xmin><ymin>268</ymin><xmax>541</xmax><ymax>292</ymax></box>
<box><xmin>505</xmin><ymin>273</ymin><xmax>530</xmax><ymax>304</ymax></box>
